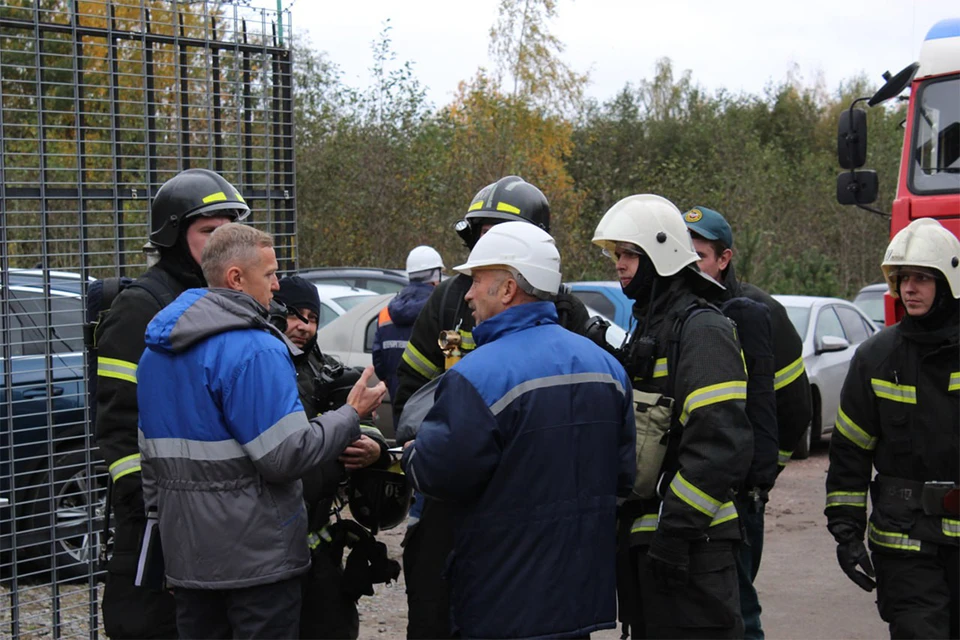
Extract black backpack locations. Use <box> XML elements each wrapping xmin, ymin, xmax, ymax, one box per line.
<box><xmin>83</xmin><ymin>276</ymin><xmax>175</xmax><ymax>429</ymax></box>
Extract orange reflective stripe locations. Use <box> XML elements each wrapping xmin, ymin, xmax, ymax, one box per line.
<box><xmin>378</xmin><ymin>306</ymin><xmax>392</xmax><ymax>326</ymax></box>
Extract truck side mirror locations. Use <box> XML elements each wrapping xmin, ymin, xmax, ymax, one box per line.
<box><xmin>838</xmin><ymin>109</ymin><xmax>868</xmax><ymax>169</ymax></box>
<box><xmin>837</xmin><ymin>170</ymin><xmax>879</xmax><ymax>205</ymax></box>
<box><xmin>868</xmin><ymin>62</ymin><xmax>919</xmax><ymax>107</ymax></box>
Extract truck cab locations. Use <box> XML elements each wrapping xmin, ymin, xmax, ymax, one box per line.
<box><xmin>836</xmin><ymin>18</ymin><xmax>960</xmax><ymax>325</ymax></box>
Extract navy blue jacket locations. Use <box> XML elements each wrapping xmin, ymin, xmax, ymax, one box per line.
<box><xmin>372</xmin><ymin>281</ymin><xmax>433</xmax><ymax>416</ymax></box>
<box><xmin>403</xmin><ymin>301</ymin><xmax>636</xmax><ymax>639</ymax></box>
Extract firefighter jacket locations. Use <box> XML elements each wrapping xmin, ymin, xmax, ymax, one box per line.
<box><xmin>825</xmin><ymin>311</ymin><xmax>959</xmax><ymax>554</ymax></box>
<box><xmin>137</xmin><ymin>288</ymin><xmax>361</xmax><ymax>589</ymax></box>
<box><xmin>95</xmin><ymin>260</ymin><xmax>199</xmax><ymax>494</ymax></box>
<box><xmin>623</xmin><ymin>277</ymin><xmax>752</xmax><ymax>548</ymax></box>
<box><xmin>393</xmin><ymin>273</ymin><xmax>590</xmax><ymax>418</ymax></box>
<box><xmin>373</xmin><ymin>280</ymin><xmax>434</xmax><ymax>409</ymax></box>
<box><xmin>721</xmin><ymin>266</ymin><xmax>811</xmax><ymax>469</ymax></box>
<box><xmin>289</xmin><ymin>343</ymin><xmax>388</xmax><ymax>529</ymax></box>
<box><xmin>402</xmin><ymin>301</ymin><xmax>636</xmax><ymax>639</ymax></box>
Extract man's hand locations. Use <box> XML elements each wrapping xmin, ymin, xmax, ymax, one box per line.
<box><xmin>346</xmin><ymin>366</ymin><xmax>387</xmax><ymax>418</ymax></box>
<box><xmin>339</xmin><ymin>435</ymin><xmax>381</xmax><ymax>471</ymax></box>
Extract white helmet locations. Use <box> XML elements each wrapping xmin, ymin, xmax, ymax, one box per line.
<box><xmin>454</xmin><ymin>221</ymin><xmax>561</xmax><ymax>297</ymax></box>
<box><xmin>406</xmin><ymin>245</ymin><xmax>445</xmax><ymax>279</ymax></box>
<box><xmin>592</xmin><ymin>194</ymin><xmax>700</xmax><ymax>276</ymax></box>
<box><xmin>881</xmin><ymin>218</ymin><xmax>960</xmax><ymax>299</ymax></box>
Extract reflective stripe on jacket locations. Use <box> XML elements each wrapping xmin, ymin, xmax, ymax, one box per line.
<box><xmin>138</xmin><ymin>288</ymin><xmax>361</xmax><ymax>589</ymax></box>
<box><xmin>825</xmin><ymin>319</ymin><xmax>960</xmax><ymax>551</ymax></box>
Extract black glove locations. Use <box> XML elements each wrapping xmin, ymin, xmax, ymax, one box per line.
<box><xmin>829</xmin><ymin>520</ymin><xmax>875</xmax><ymax>592</ymax></box>
<box><xmin>647</xmin><ymin>534</ymin><xmax>689</xmax><ymax>590</ymax></box>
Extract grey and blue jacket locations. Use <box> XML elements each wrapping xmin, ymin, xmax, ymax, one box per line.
<box><xmin>137</xmin><ymin>287</ymin><xmax>361</xmax><ymax>590</ymax></box>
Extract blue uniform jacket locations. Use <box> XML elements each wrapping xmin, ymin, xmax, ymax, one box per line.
<box><xmin>137</xmin><ymin>288</ymin><xmax>360</xmax><ymax>589</ymax></box>
<box><xmin>372</xmin><ymin>281</ymin><xmax>433</xmax><ymax>412</ymax></box>
<box><xmin>403</xmin><ymin>301</ymin><xmax>636</xmax><ymax>639</ymax></box>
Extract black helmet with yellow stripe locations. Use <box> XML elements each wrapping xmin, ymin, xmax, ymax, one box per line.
<box><xmin>149</xmin><ymin>168</ymin><xmax>251</xmax><ymax>247</ymax></box>
<box><xmin>456</xmin><ymin>176</ymin><xmax>550</xmax><ymax>249</ymax></box>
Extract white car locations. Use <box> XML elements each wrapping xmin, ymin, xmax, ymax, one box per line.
<box><xmin>773</xmin><ymin>295</ymin><xmax>879</xmax><ymax>459</ymax></box>
<box><xmin>313</xmin><ymin>284</ymin><xmax>379</xmax><ymax>330</ymax></box>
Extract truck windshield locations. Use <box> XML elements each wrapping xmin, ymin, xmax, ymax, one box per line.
<box><xmin>910</xmin><ymin>76</ymin><xmax>960</xmax><ymax>194</ymax></box>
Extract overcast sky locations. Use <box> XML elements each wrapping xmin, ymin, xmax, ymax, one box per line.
<box><xmin>289</xmin><ymin>0</ymin><xmax>957</xmax><ymax>108</ymax></box>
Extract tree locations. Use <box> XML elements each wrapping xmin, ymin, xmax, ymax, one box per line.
<box><xmin>488</xmin><ymin>0</ymin><xmax>587</xmax><ymax>116</ymax></box>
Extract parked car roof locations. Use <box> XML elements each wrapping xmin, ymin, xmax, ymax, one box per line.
<box><xmin>300</xmin><ymin>267</ymin><xmax>408</xmax><ymax>295</ymax></box>
<box><xmin>312</xmin><ymin>284</ymin><xmax>380</xmax><ymax>330</ymax></box>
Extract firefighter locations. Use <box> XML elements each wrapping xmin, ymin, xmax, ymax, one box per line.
<box><xmin>373</xmin><ymin>245</ymin><xmax>444</xmax><ymax>421</ymax></box>
<box><xmin>392</xmin><ymin>175</ymin><xmax>589</xmax><ymax>639</ymax></box>
<box><xmin>825</xmin><ymin>217</ymin><xmax>960</xmax><ymax>639</ymax></box>
<box><xmin>271</xmin><ymin>276</ymin><xmax>395</xmax><ymax>640</ymax></box>
<box><xmin>95</xmin><ymin>169</ymin><xmax>249</xmax><ymax>638</ymax></box>
<box><xmin>592</xmin><ymin>194</ymin><xmax>752</xmax><ymax>639</ymax></box>
<box><xmin>683</xmin><ymin>205</ymin><xmax>813</xmax><ymax>639</ymax></box>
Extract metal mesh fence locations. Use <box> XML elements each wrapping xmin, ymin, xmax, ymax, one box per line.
<box><xmin>0</xmin><ymin>2</ymin><xmax>295</xmax><ymax>637</ymax></box>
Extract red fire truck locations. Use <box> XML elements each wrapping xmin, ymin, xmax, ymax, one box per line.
<box><xmin>837</xmin><ymin>18</ymin><xmax>959</xmax><ymax>325</ymax></box>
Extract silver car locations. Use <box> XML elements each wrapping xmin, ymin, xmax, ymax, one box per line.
<box><xmin>773</xmin><ymin>295</ymin><xmax>879</xmax><ymax>459</ymax></box>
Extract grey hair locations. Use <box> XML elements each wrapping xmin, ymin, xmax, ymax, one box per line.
<box><xmin>201</xmin><ymin>223</ymin><xmax>273</xmax><ymax>286</ymax></box>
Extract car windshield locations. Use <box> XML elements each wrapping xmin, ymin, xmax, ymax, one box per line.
<box><xmin>783</xmin><ymin>305</ymin><xmax>811</xmax><ymax>340</ymax></box>
<box><xmin>853</xmin><ymin>290</ymin><xmax>885</xmax><ymax>326</ymax></box>
<box><xmin>910</xmin><ymin>76</ymin><xmax>960</xmax><ymax>194</ymax></box>
<box><xmin>334</xmin><ymin>294</ymin><xmax>373</xmax><ymax>311</ymax></box>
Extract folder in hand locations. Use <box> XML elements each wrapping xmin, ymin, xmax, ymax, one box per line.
<box><xmin>134</xmin><ymin>514</ymin><xmax>166</xmax><ymax>590</ymax></box>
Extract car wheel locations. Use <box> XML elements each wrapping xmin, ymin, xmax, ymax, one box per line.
<box><xmin>24</xmin><ymin>446</ymin><xmax>108</xmax><ymax>580</ymax></box>
<box><xmin>792</xmin><ymin>388</ymin><xmax>821</xmax><ymax>460</ymax></box>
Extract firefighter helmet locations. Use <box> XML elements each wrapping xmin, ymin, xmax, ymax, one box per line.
<box><xmin>464</xmin><ymin>175</ymin><xmax>550</xmax><ymax>230</ymax></box>
<box><xmin>149</xmin><ymin>169</ymin><xmax>250</xmax><ymax>247</ymax></box>
<box><xmin>347</xmin><ymin>468</ymin><xmax>412</xmax><ymax>533</ymax></box>
<box><xmin>592</xmin><ymin>194</ymin><xmax>700</xmax><ymax>277</ymax></box>
<box><xmin>882</xmin><ymin>218</ymin><xmax>960</xmax><ymax>299</ymax></box>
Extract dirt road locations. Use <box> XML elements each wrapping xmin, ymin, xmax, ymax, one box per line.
<box><xmin>356</xmin><ymin>444</ymin><xmax>889</xmax><ymax>640</ymax></box>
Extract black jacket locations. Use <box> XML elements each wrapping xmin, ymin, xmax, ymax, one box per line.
<box><xmin>721</xmin><ymin>267</ymin><xmax>812</xmax><ymax>468</ymax></box>
<box><xmin>290</xmin><ymin>343</ymin><xmax>389</xmax><ymax>529</ymax></box>
<box><xmin>623</xmin><ymin>276</ymin><xmax>752</xmax><ymax>546</ymax></box>
<box><xmin>393</xmin><ymin>273</ymin><xmax>590</xmax><ymax>417</ymax></box>
<box><xmin>825</xmin><ymin>311</ymin><xmax>959</xmax><ymax>552</ymax></box>
<box><xmin>95</xmin><ymin>260</ymin><xmax>201</xmax><ymax>491</ymax></box>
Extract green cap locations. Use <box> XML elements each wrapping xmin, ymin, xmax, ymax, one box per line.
<box><xmin>683</xmin><ymin>206</ymin><xmax>733</xmax><ymax>249</ymax></box>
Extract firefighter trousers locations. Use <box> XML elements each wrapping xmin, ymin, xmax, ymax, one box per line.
<box><xmin>401</xmin><ymin>499</ymin><xmax>456</xmax><ymax>639</ymax></box>
<box><xmin>625</xmin><ymin>540</ymin><xmax>743</xmax><ymax>639</ymax></box>
<box><xmin>735</xmin><ymin>495</ymin><xmax>766</xmax><ymax>640</ymax></box>
<box><xmin>873</xmin><ymin>545</ymin><xmax>959</xmax><ymax>639</ymax></box>
<box><xmin>100</xmin><ymin>498</ymin><xmax>178</xmax><ymax>639</ymax></box>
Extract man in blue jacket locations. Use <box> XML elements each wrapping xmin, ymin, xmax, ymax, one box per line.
<box><xmin>402</xmin><ymin>221</ymin><xmax>636</xmax><ymax>639</ymax></box>
<box><xmin>373</xmin><ymin>245</ymin><xmax>444</xmax><ymax>423</ymax></box>
<box><xmin>137</xmin><ymin>223</ymin><xmax>386</xmax><ymax>639</ymax></box>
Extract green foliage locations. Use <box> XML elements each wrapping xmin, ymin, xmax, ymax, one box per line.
<box><xmin>289</xmin><ymin>10</ymin><xmax>902</xmax><ymax>296</ymax></box>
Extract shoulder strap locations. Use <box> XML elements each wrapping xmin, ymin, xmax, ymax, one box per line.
<box><xmin>128</xmin><ymin>269</ymin><xmax>178</xmax><ymax>309</ymax></box>
<box><xmin>665</xmin><ymin>299</ymin><xmax>722</xmax><ymax>401</ymax></box>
